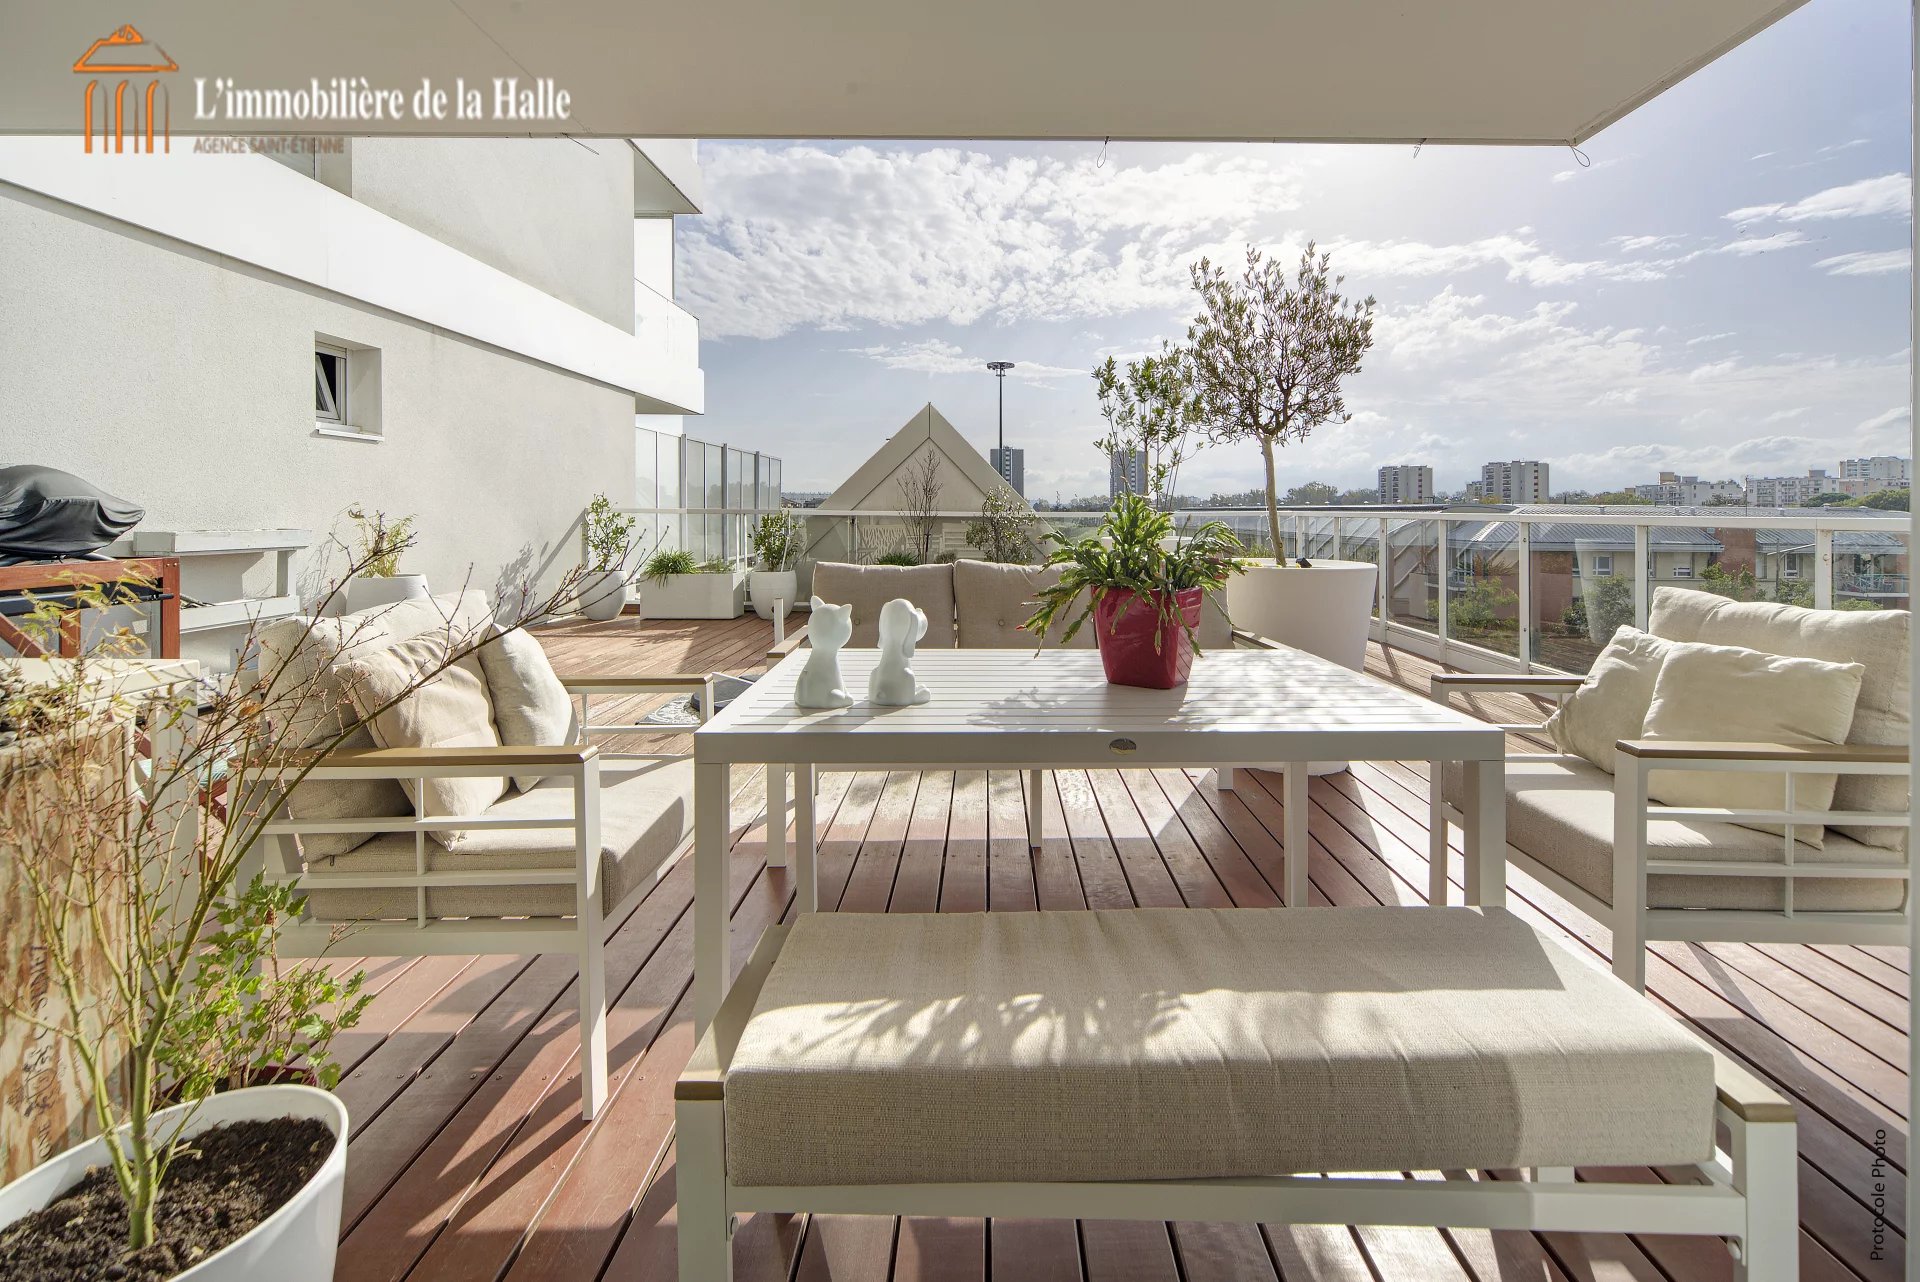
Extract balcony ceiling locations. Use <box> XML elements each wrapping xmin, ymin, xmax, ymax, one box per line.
<box><xmin>8</xmin><ymin>0</ymin><xmax>1809</xmax><ymax>143</ymax></box>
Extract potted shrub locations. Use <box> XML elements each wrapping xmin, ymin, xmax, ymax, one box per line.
<box><xmin>1184</xmin><ymin>244</ymin><xmax>1380</xmax><ymax>667</ymax></box>
<box><xmin>638</xmin><ymin>549</ymin><xmax>746</xmax><ymax>620</ymax></box>
<box><xmin>748</xmin><ymin>511</ymin><xmax>804</xmax><ymax>622</ymax></box>
<box><xmin>579</xmin><ymin>494</ymin><xmax>636</xmax><ymax>622</ymax></box>
<box><xmin>342</xmin><ymin>506</ymin><xmax>426</xmax><ymax>611</ymax></box>
<box><xmin>1025</xmin><ymin>494</ymin><xmax>1242</xmax><ymax>689</ymax></box>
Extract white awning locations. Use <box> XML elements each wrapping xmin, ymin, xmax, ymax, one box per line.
<box><xmin>5</xmin><ymin>0</ymin><xmax>1809</xmax><ymax>143</ymax></box>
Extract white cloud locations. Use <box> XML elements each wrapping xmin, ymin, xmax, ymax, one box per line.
<box><xmin>847</xmin><ymin>339</ymin><xmax>1083</xmax><ymax>380</ymax></box>
<box><xmin>1551</xmin><ymin>154</ymin><xmax>1630</xmax><ymax>183</ymax></box>
<box><xmin>1815</xmin><ymin>249</ymin><xmax>1912</xmax><ymax>276</ymax></box>
<box><xmin>1715</xmin><ymin>231</ymin><xmax>1810</xmax><ymax>255</ymax></box>
<box><xmin>1609</xmin><ymin>233</ymin><xmax>1685</xmax><ymax>253</ymax></box>
<box><xmin>1726</xmin><ymin>173</ymin><xmax>1911</xmax><ymax>224</ymax></box>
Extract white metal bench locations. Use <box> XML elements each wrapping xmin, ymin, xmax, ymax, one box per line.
<box><xmin>676</xmin><ymin>906</ymin><xmax>1799</xmax><ymax>1281</ymax></box>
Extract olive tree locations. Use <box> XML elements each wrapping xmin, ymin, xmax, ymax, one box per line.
<box><xmin>1184</xmin><ymin>244</ymin><xmax>1375</xmax><ymax>562</ymax></box>
<box><xmin>1093</xmin><ymin>342</ymin><xmax>1200</xmax><ymax>510</ymax></box>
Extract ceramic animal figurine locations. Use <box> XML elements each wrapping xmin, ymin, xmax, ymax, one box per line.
<box><xmin>794</xmin><ymin>596</ymin><xmax>855</xmax><ymax>709</ymax></box>
<box><xmin>869</xmin><ymin>597</ymin><xmax>931</xmax><ymax>706</ymax></box>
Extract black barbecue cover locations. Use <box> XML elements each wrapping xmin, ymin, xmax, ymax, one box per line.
<box><xmin>0</xmin><ymin>466</ymin><xmax>144</xmax><ymax>565</ymax></box>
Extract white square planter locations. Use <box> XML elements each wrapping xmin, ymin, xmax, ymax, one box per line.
<box><xmin>639</xmin><ymin>570</ymin><xmax>746</xmax><ymax>619</ymax></box>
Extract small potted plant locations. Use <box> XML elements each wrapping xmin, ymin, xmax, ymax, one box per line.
<box><xmin>638</xmin><ymin>549</ymin><xmax>746</xmax><ymax>620</ymax></box>
<box><xmin>747</xmin><ymin>511</ymin><xmax>805</xmax><ymax>622</ymax></box>
<box><xmin>1025</xmin><ymin>493</ymin><xmax>1243</xmax><ymax>688</ymax></box>
<box><xmin>579</xmin><ymin>494</ymin><xmax>636</xmax><ymax>622</ymax></box>
<box><xmin>342</xmin><ymin>507</ymin><xmax>425</xmax><ymax>611</ymax></box>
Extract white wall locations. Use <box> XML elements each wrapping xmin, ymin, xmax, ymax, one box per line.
<box><xmin>634</xmin><ymin>216</ymin><xmax>675</xmax><ymax>300</ymax></box>
<box><xmin>0</xmin><ymin>185</ymin><xmax>634</xmax><ymax>617</ymax></box>
<box><xmin>349</xmin><ymin>138</ymin><xmax>636</xmax><ymax>330</ymax></box>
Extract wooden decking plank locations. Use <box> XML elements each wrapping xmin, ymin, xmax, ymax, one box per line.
<box><xmin>986</xmin><ymin>770</ymin><xmax>1041</xmax><ymax>911</ymax></box>
<box><xmin>1083</xmin><ymin>767</ymin><xmax>1193</xmax><ymax>907</ymax></box>
<box><xmin>1080</xmin><ymin>1220</ymin><xmax>1181</xmax><ymax>1281</ymax></box>
<box><xmin>793</xmin><ymin>1215</ymin><xmax>899</xmax><ymax>1281</ymax></box>
<box><xmin>990</xmin><ymin>1219</ymin><xmax>1084</xmax><ymax>1281</ymax></box>
<box><xmin>841</xmin><ymin>769</ymin><xmax>920</xmax><ymax>912</ymax></box>
<box><xmin>1032</xmin><ymin>773</ymin><xmax>1088</xmax><ymax>910</ymax></box>
<box><xmin>1748</xmin><ymin>943</ymin><xmax>1909</xmax><ymax>1035</ymax></box>
<box><xmin>330</xmin><ymin>955</ymin><xmax>484</xmax><ymax>1079</ymax></box>
<box><xmin>893</xmin><ymin>770</ymin><xmax>957</xmax><ymax>912</ymax></box>
<box><xmin>1707</xmin><ymin>942</ymin><xmax>1907</xmax><ymax>1070</ymax></box>
<box><xmin>1814</xmin><ymin>945</ymin><xmax>1911</xmax><ymax>1001</ymax></box>
<box><xmin>1419</xmin><ymin>1172</ymin><xmax>1570</xmax><ymax>1282</ymax></box>
<box><xmin>1170</xmin><ymin>1222</ymin><xmax>1280</xmax><ymax>1281</ymax></box>
<box><xmin>895</xmin><ymin>1216</ymin><xmax>989</xmax><ymax>1282</ymax></box>
<box><xmin>942</xmin><ymin>768</ymin><xmax>991</xmax><ymax>912</ymax></box>
<box><xmin>1092</xmin><ymin>767</ymin><xmax>1232</xmax><ymax>908</ymax></box>
<box><xmin>1057</xmin><ymin>768</ymin><xmax>1160</xmax><ymax>908</ymax></box>
<box><xmin>1142</xmin><ymin>767</ymin><xmax>1280</xmax><ymax>907</ymax></box>
<box><xmin>1260</xmin><ymin>1225</ymin><xmax>1377</xmax><ymax>1281</ymax></box>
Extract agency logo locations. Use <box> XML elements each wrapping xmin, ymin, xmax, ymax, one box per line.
<box><xmin>74</xmin><ymin>24</ymin><xmax>178</xmax><ymax>154</ymax></box>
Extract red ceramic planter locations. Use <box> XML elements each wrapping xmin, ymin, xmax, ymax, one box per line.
<box><xmin>1093</xmin><ymin>587</ymin><xmax>1202</xmax><ymax>689</ymax></box>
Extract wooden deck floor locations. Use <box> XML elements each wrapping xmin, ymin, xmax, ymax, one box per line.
<box><xmin>328</xmin><ymin>613</ymin><xmax>1908</xmax><ymax>1281</ymax></box>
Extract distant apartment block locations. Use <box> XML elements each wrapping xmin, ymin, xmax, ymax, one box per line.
<box><xmin>1377</xmin><ymin>464</ymin><xmax>1434</xmax><ymax>504</ymax></box>
<box><xmin>1746</xmin><ymin>469</ymin><xmax>1836</xmax><ymax>507</ymax></box>
<box><xmin>990</xmin><ymin>446</ymin><xmax>1025</xmax><ymax>497</ymax></box>
<box><xmin>1479</xmin><ymin>460</ymin><xmax>1549</xmax><ymax>504</ymax></box>
<box><xmin>1839</xmin><ymin>456</ymin><xmax>1910</xmax><ymax>494</ymax></box>
<box><xmin>1109</xmin><ymin>447</ymin><xmax>1148</xmax><ymax>497</ymax></box>
<box><xmin>1629</xmin><ymin>472</ymin><xmax>1744</xmax><ymax>506</ymax></box>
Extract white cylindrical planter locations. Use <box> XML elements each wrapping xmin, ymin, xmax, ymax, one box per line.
<box><xmin>750</xmin><ymin>570</ymin><xmax>797</xmax><ymax>622</ymax></box>
<box><xmin>579</xmin><ymin>569</ymin><xmax>631</xmax><ymax>622</ymax></box>
<box><xmin>1229</xmin><ymin>559</ymin><xmax>1380</xmax><ymax>775</ymax></box>
<box><xmin>343</xmin><ymin>573</ymin><xmax>430</xmax><ymax>613</ymax></box>
<box><xmin>0</xmin><ymin>1084</ymin><xmax>348</xmax><ymax>1282</ymax></box>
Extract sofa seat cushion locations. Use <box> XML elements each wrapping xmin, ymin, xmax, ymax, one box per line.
<box><xmin>953</xmin><ymin>560</ymin><xmax>1094</xmax><ymax>648</ymax></box>
<box><xmin>302</xmin><ymin>757</ymin><xmax>691</xmax><ymax>922</ymax></box>
<box><xmin>723</xmin><ymin>907</ymin><xmax>1716</xmax><ymax>1187</ymax></box>
<box><xmin>1442</xmin><ymin>756</ymin><xmax>1905</xmax><ymax>912</ymax></box>
<box><xmin>1650</xmin><ymin>586</ymin><xmax>1909</xmax><ymax>849</ymax></box>
<box><xmin>810</xmin><ymin>563</ymin><xmax>957</xmax><ymax>648</ymax></box>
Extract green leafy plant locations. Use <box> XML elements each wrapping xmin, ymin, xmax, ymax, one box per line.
<box><xmin>876</xmin><ymin>550</ymin><xmax>922</xmax><ymax>567</ymax></box>
<box><xmin>749</xmin><ymin>510</ymin><xmax>805</xmax><ymax>572</ymax></box>
<box><xmin>695</xmin><ymin>557</ymin><xmax>734</xmax><ymax>574</ymax></box>
<box><xmin>965</xmin><ymin>485</ymin><xmax>1039</xmax><ymax>563</ymax></box>
<box><xmin>158</xmin><ymin>878</ymin><xmax>369</xmax><ymax>1098</ymax></box>
<box><xmin>1094</xmin><ymin>343</ymin><xmax>1201</xmax><ymax>510</ymax></box>
<box><xmin>1025</xmin><ymin>493</ymin><xmax>1243</xmax><ymax>654</ymax></box>
<box><xmin>643</xmin><ymin>548</ymin><xmax>698</xmax><ymax>583</ymax></box>
<box><xmin>346</xmin><ymin>506</ymin><xmax>415</xmax><ymax>577</ymax></box>
<box><xmin>584</xmin><ymin>494</ymin><xmax>636</xmax><ymax>575</ymax></box>
<box><xmin>1447</xmin><ymin>577</ymin><xmax>1518</xmax><ymax>637</ymax></box>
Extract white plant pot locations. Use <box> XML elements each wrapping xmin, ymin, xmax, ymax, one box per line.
<box><xmin>344</xmin><ymin>573</ymin><xmax>430</xmax><ymax>612</ymax></box>
<box><xmin>749</xmin><ymin>570</ymin><xmax>798</xmax><ymax>621</ymax></box>
<box><xmin>579</xmin><ymin>569</ymin><xmax>631</xmax><ymax>622</ymax></box>
<box><xmin>1228</xmin><ymin>558</ymin><xmax>1379</xmax><ymax>776</ymax></box>
<box><xmin>639</xmin><ymin>570</ymin><xmax>746</xmax><ymax>620</ymax></box>
<box><xmin>0</xmin><ymin>1084</ymin><xmax>348</xmax><ymax>1282</ymax></box>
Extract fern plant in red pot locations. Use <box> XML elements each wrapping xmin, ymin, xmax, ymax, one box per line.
<box><xmin>1024</xmin><ymin>494</ymin><xmax>1243</xmax><ymax>689</ymax></box>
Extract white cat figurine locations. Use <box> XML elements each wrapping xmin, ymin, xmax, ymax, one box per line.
<box><xmin>868</xmin><ymin>597</ymin><xmax>932</xmax><ymax>706</ymax></box>
<box><xmin>793</xmin><ymin>596</ymin><xmax>856</xmax><ymax>709</ymax></box>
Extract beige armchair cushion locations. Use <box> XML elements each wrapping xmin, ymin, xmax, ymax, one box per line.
<box><xmin>723</xmin><ymin>907</ymin><xmax>1716</xmax><ymax>1187</ymax></box>
<box><xmin>1641</xmin><ymin>640</ymin><xmax>1863</xmax><ymax>847</ymax></box>
<box><xmin>256</xmin><ymin>591</ymin><xmax>493</xmax><ymax>858</ymax></box>
<box><xmin>340</xmin><ymin>630</ymin><xmax>508</xmax><ymax>849</ymax></box>
<box><xmin>953</xmin><ymin>561</ymin><xmax>1093</xmax><ymax>648</ymax></box>
<box><xmin>304</xmin><ymin>758</ymin><xmax>691</xmax><ymax>921</ymax></box>
<box><xmin>478</xmin><ymin>624</ymin><xmax>578</xmax><ymax>792</ymax></box>
<box><xmin>1651</xmin><ymin>587</ymin><xmax>1909</xmax><ymax>848</ymax></box>
<box><xmin>1544</xmin><ymin>627</ymin><xmax>1672</xmax><ymax>772</ymax></box>
<box><xmin>1442</xmin><ymin>756</ymin><xmax>1905</xmax><ymax>911</ymax></box>
<box><xmin>809</xmin><ymin>562</ymin><xmax>956</xmax><ymax>647</ymax></box>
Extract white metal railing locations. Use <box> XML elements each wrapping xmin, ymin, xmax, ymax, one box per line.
<box><xmin>588</xmin><ymin>502</ymin><xmax>1910</xmax><ymax>677</ymax></box>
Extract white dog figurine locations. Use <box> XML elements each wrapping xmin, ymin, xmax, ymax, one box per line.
<box><xmin>793</xmin><ymin>597</ymin><xmax>856</xmax><ymax>709</ymax></box>
<box><xmin>869</xmin><ymin>597</ymin><xmax>932</xmax><ymax>706</ymax></box>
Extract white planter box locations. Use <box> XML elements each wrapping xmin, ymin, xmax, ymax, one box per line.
<box><xmin>640</xmin><ymin>570</ymin><xmax>746</xmax><ymax>619</ymax></box>
<box><xmin>0</xmin><ymin>1084</ymin><xmax>347</xmax><ymax>1282</ymax></box>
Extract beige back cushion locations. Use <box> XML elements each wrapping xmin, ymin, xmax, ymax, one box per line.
<box><xmin>255</xmin><ymin>592</ymin><xmax>494</xmax><ymax>858</ymax></box>
<box><xmin>1544</xmin><ymin>627</ymin><xmax>1672</xmax><ymax>773</ymax></box>
<box><xmin>341</xmin><ymin>629</ymin><xmax>507</xmax><ymax>850</ymax></box>
<box><xmin>809</xmin><ymin>563</ymin><xmax>957</xmax><ymax>648</ymax></box>
<box><xmin>478</xmin><ymin>624</ymin><xmax>578</xmax><ymax>792</ymax></box>
<box><xmin>1651</xmin><ymin>587</ymin><xmax>1909</xmax><ymax>848</ymax></box>
<box><xmin>953</xmin><ymin>561</ymin><xmax>1094</xmax><ymax>648</ymax></box>
<box><xmin>1642</xmin><ymin>639</ymin><xmax>1865</xmax><ymax>848</ymax></box>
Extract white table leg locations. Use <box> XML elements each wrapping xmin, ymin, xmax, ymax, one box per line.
<box><xmin>1026</xmin><ymin>768</ymin><xmax>1044</xmax><ymax>849</ymax></box>
<box><xmin>1462</xmin><ymin>757</ymin><xmax>1507</xmax><ymax>908</ymax></box>
<box><xmin>766</xmin><ymin>762</ymin><xmax>788</xmax><ymax>868</ymax></box>
<box><xmin>694</xmin><ymin>760</ymin><xmax>730</xmax><ymax>1033</ymax></box>
<box><xmin>1283</xmin><ymin>764</ymin><xmax>1310</xmax><ymax>906</ymax></box>
<box><xmin>794</xmin><ymin>762</ymin><xmax>818</xmax><ymax>913</ymax></box>
<box><xmin>1215</xmin><ymin>765</ymin><xmax>1237</xmax><ymax>792</ymax></box>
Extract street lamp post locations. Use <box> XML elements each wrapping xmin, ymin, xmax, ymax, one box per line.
<box><xmin>986</xmin><ymin>360</ymin><xmax>1014</xmax><ymax>486</ymax></box>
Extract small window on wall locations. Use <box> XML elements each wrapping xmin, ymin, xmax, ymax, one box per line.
<box><xmin>1783</xmin><ymin>560</ymin><xmax>1801</xmax><ymax>579</ymax></box>
<box><xmin>315</xmin><ymin>345</ymin><xmax>348</xmax><ymax>424</ymax></box>
<box><xmin>1672</xmin><ymin>565</ymin><xmax>1693</xmax><ymax>580</ymax></box>
<box><xmin>1591</xmin><ymin>554</ymin><xmax>1614</xmax><ymax>576</ymax></box>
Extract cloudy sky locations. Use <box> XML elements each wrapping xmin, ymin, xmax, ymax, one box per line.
<box><xmin>675</xmin><ymin>0</ymin><xmax>1913</xmax><ymax>502</ymax></box>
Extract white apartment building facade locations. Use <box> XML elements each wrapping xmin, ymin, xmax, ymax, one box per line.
<box><xmin>1478</xmin><ymin>459</ymin><xmax>1549</xmax><ymax>504</ymax></box>
<box><xmin>0</xmin><ymin>136</ymin><xmax>705</xmax><ymax>642</ymax></box>
<box><xmin>1629</xmin><ymin>472</ymin><xmax>1745</xmax><ymax>505</ymax></box>
<box><xmin>1747</xmin><ymin>469</ymin><xmax>1837</xmax><ymax>506</ymax></box>
<box><xmin>1839</xmin><ymin>456</ymin><xmax>1911</xmax><ymax>494</ymax></box>
<box><xmin>1377</xmin><ymin>464</ymin><xmax>1434</xmax><ymax>504</ymax></box>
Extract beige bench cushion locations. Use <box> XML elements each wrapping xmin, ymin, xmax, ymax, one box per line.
<box><xmin>811</xmin><ymin>563</ymin><xmax>957</xmax><ymax>648</ymax></box>
<box><xmin>723</xmin><ymin>907</ymin><xmax>1715</xmax><ymax>1187</ymax></box>
<box><xmin>1443</xmin><ymin>756</ymin><xmax>1906</xmax><ymax>912</ymax></box>
<box><xmin>303</xmin><ymin>757</ymin><xmax>690</xmax><ymax>921</ymax></box>
<box><xmin>953</xmin><ymin>561</ymin><xmax>1093</xmax><ymax>648</ymax></box>
<box><xmin>1650</xmin><ymin>586</ymin><xmax>1909</xmax><ymax>848</ymax></box>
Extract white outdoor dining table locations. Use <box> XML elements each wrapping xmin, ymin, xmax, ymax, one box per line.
<box><xmin>691</xmin><ymin>646</ymin><xmax>1509</xmax><ymax>1030</ymax></box>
